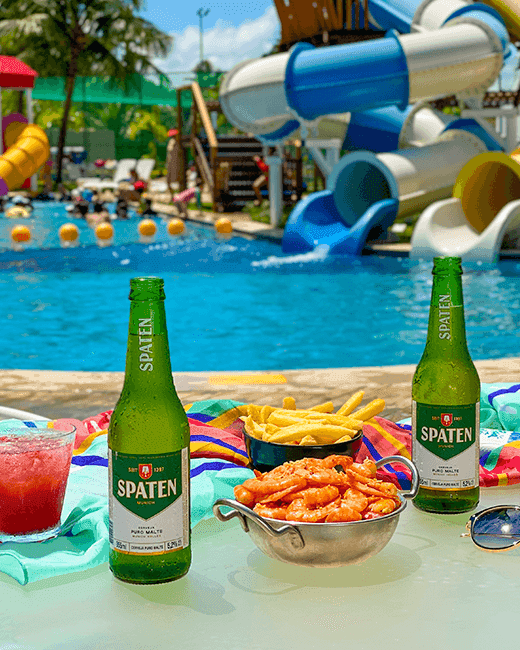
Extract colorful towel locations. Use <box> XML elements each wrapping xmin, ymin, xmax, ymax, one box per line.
<box><xmin>3</xmin><ymin>385</ymin><xmax>520</xmax><ymax>584</ymax></box>
<box><xmin>0</xmin><ymin>401</ymin><xmax>253</xmax><ymax>585</ymax></box>
<box><xmin>382</xmin><ymin>383</ymin><xmax>520</xmax><ymax>488</ymax></box>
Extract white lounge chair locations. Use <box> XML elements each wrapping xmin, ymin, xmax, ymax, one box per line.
<box><xmin>76</xmin><ymin>159</ymin><xmax>137</xmax><ymax>190</ymax></box>
<box><xmin>410</xmin><ymin>197</ymin><xmax>520</xmax><ymax>262</ymax></box>
<box><xmin>135</xmin><ymin>159</ymin><xmax>156</xmax><ymax>182</ymax></box>
<box><xmin>0</xmin><ymin>406</ymin><xmax>50</xmax><ymax>421</ymax></box>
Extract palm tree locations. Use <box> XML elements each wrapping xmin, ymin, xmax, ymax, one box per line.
<box><xmin>0</xmin><ymin>0</ymin><xmax>172</xmax><ymax>186</ymax></box>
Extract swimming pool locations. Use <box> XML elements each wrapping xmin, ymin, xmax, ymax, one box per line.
<box><xmin>1</xmin><ymin>224</ymin><xmax>520</xmax><ymax>372</ymax></box>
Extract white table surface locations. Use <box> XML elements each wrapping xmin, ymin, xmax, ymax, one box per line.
<box><xmin>1</xmin><ymin>485</ymin><xmax>520</xmax><ymax>650</ymax></box>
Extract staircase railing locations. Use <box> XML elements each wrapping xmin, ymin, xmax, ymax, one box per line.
<box><xmin>176</xmin><ymin>81</ymin><xmax>219</xmax><ymax>207</ymax></box>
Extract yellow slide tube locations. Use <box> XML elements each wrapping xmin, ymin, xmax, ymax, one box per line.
<box><xmin>0</xmin><ymin>122</ymin><xmax>50</xmax><ymax>194</ymax></box>
<box><xmin>481</xmin><ymin>0</ymin><xmax>520</xmax><ymax>41</ymax></box>
<box><xmin>453</xmin><ymin>148</ymin><xmax>520</xmax><ymax>232</ymax></box>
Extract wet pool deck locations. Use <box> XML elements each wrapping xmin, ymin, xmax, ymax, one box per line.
<box><xmin>2</xmin><ymin>196</ymin><xmax>520</xmax><ymax>422</ymax></box>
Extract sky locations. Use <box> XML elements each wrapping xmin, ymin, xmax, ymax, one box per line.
<box><xmin>138</xmin><ymin>0</ymin><xmax>519</xmax><ymax>91</ymax></box>
<box><xmin>138</xmin><ymin>1</ymin><xmax>280</xmax><ymax>87</ymax></box>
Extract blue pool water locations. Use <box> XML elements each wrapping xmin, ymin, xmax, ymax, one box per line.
<box><xmin>1</xmin><ymin>202</ymin><xmax>520</xmax><ymax>372</ymax></box>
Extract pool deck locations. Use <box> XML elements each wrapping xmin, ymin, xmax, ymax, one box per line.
<box><xmin>2</xmin><ymin>357</ymin><xmax>520</xmax><ymax>422</ymax></box>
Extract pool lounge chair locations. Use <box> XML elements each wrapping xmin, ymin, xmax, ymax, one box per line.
<box><xmin>135</xmin><ymin>159</ymin><xmax>155</xmax><ymax>182</ymax></box>
<box><xmin>76</xmin><ymin>159</ymin><xmax>137</xmax><ymax>190</ymax></box>
<box><xmin>0</xmin><ymin>405</ymin><xmax>50</xmax><ymax>421</ymax></box>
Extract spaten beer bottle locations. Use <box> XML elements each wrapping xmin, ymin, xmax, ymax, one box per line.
<box><xmin>412</xmin><ymin>257</ymin><xmax>480</xmax><ymax>513</ymax></box>
<box><xmin>108</xmin><ymin>277</ymin><xmax>191</xmax><ymax>583</ymax></box>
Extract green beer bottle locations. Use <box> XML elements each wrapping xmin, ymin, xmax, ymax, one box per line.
<box><xmin>108</xmin><ymin>276</ymin><xmax>191</xmax><ymax>583</ymax></box>
<box><xmin>412</xmin><ymin>257</ymin><xmax>480</xmax><ymax>514</ymax></box>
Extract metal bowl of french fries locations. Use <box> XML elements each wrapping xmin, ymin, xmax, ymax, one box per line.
<box><xmin>213</xmin><ymin>455</ymin><xmax>419</xmax><ymax>568</ymax></box>
<box><xmin>241</xmin><ymin>393</ymin><xmax>383</xmax><ymax>472</ymax></box>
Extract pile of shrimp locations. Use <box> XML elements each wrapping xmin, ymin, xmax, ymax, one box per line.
<box><xmin>234</xmin><ymin>455</ymin><xmax>400</xmax><ymax>522</ymax></box>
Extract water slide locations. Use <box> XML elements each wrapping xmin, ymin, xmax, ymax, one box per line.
<box><xmin>0</xmin><ymin>113</ymin><xmax>50</xmax><ymax>196</ymax></box>
<box><xmin>410</xmin><ymin>147</ymin><xmax>520</xmax><ymax>261</ymax></box>
<box><xmin>219</xmin><ymin>0</ymin><xmax>515</xmax><ymax>254</ymax></box>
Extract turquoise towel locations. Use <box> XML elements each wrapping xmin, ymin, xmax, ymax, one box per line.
<box><xmin>0</xmin><ymin>416</ymin><xmax>253</xmax><ymax>585</ymax></box>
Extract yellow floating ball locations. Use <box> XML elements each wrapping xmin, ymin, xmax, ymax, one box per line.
<box><xmin>167</xmin><ymin>218</ymin><xmax>185</xmax><ymax>236</ymax></box>
<box><xmin>215</xmin><ymin>217</ymin><xmax>233</xmax><ymax>234</ymax></box>
<box><xmin>95</xmin><ymin>222</ymin><xmax>114</xmax><ymax>241</ymax></box>
<box><xmin>138</xmin><ymin>219</ymin><xmax>156</xmax><ymax>237</ymax></box>
<box><xmin>11</xmin><ymin>225</ymin><xmax>31</xmax><ymax>243</ymax></box>
<box><xmin>59</xmin><ymin>223</ymin><xmax>79</xmax><ymax>242</ymax></box>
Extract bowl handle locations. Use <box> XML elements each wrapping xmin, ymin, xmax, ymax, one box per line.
<box><xmin>213</xmin><ymin>498</ymin><xmax>305</xmax><ymax>549</ymax></box>
<box><xmin>375</xmin><ymin>455</ymin><xmax>420</xmax><ymax>499</ymax></box>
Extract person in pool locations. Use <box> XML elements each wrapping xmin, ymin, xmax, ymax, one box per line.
<box><xmin>139</xmin><ymin>196</ymin><xmax>157</xmax><ymax>218</ymax></box>
<box><xmin>86</xmin><ymin>201</ymin><xmax>111</xmax><ymax>227</ymax></box>
<box><xmin>70</xmin><ymin>199</ymin><xmax>90</xmax><ymax>219</ymax></box>
<box><xmin>114</xmin><ymin>196</ymin><xmax>129</xmax><ymax>220</ymax></box>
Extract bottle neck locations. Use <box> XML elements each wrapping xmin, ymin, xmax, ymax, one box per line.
<box><xmin>122</xmin><ymin>299</ymin><xmax>174</xmax><ymax>391</ymax></box>
<box><xmin>424</xmin><ymin>271</ymin><xmax>470</xmax><ymax>358</ymax></box>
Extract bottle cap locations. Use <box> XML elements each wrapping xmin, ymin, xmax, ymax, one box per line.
<box><xmin>129</xmin><ymin>276</ymin><xmax>165</xmax><ymax>300</ymax></box>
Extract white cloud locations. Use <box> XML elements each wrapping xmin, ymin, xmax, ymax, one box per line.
<box><xmin>156</xmin><ymin>5</ymin><xmax>280</xmax><ymax>86</ymax></box>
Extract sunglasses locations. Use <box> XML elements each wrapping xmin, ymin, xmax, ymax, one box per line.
<box><xmin>461</xmin><ymin>505</ymin><xmax>520</xmax><ymax>552</ymax></box>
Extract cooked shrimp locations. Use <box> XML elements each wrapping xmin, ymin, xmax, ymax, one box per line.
<box><xmin>306</xmin><ymin>469</ymin><xmax>350</xmax><ymax>488</ymax></box>
<box><xmin>322</xmin><ymin>455</ymin><xmax>354</xmax><ymax>472</ymax></box>
<box><xmin>257</xmin><ymin>477</ymin><xmax>307</xmax><ymax>503</ymax></box>
<box><xmin>253</xmin><ymin>503</ymin><xmax>288</xmax><ymax>520</ymax></box>
<box><xmin>234</xmin><ymin>485</ymin><xmax>256</xmax><ymax>508</ymax></box>
<box><xmin>366</xmin><ymin>498</ymin><xmax>398</xmax><ymax>515</ymax></box>
<box><xmin>350</xmin><ymin>480</ymin><xmax>398</xmax><ymax>499</ymax></box>
<box><xmin>286</xmin><ymin>497</ymin><xmax>341</xmax><ymax>523</ymax></box>
<box><xmin>325</xmin><ymin>504</ymin><xmax>362</xmax><ymax>522</ymax></box>
<box><xmin>341</xmin><ymin>488</ymin><xmax>368</xmax><ymax>513</ymax></box>
<box><xmin>351</xmin><ymin>458</ymin><xmax>376</xmax><ymax>478</ymax></box>
<box><xmin>242</xmin><ymin>475</ymin><xmax>305</xmax><ymax>498</ymax></box>
<box><xmin>301</xmin><ymin>485</ymin><xmax>340</xmax><ymax>508</ymax></box>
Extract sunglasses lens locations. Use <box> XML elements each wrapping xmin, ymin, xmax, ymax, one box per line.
<box><xmin>473</xmin><ymin>508</ymin><xmax>520</xmax><ymax>550</ymax></box>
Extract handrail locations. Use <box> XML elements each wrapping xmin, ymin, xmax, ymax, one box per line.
<box><xmin>190</xmin><ymin>81</ymin><xmax>219</xmax><ymax>151</ymax></box>
<box><xmin>193</xmin><ymin>136</ymin><xmax>214</xmax><ymax>190</ymax></box>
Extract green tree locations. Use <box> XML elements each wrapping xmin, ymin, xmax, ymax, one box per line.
<box><xmin>0</xmin><ymin>0</ymin><xmax>172</xmax><ymax>186</ymax></box>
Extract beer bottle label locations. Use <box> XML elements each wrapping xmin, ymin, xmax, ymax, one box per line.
<box><xmin>412</xmin><ymin>402</ymin><xmax>479</xmax><ymax>490</ymax></box>
<box><xmin>108</xmin><ymin>448</ymin><xmax>190</xmax><ymax>555</ymax></box>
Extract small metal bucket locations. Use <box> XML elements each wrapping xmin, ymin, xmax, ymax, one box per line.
<box><xmin>213</xmin><ymin>455</ymin><xmax>419</xmax><ymax>567</ymax></box>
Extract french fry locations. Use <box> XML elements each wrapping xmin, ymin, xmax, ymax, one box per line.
<box><xmin>268</xmin><ymin>412</ymin><xmax>326</xmax><ymax>428</ymax></box>
<box><xmin>351</xmin><ymin>398</ymin><xmax>385</xmax><ymax>421</ymax></box>
<box><xmin>307</xmin><ymin>401</ymin><xmax>334</xmax><ymax>413</ymax></box>
<box><xmin>260</xmin><ymin>405</ymin><xmax>276</xmax><ymax>423</ymax></box>
<box><xmin>263</xmin><ymin>422</ymin><xmax>280</xmax><ymax>435</ymax></box>
<box><xmin>268</xmin><ymin>424</ymin><xmax>350</xmax><ymax>444</ymax></box>
<box><xmin>337</xmin><ymin>390</ymin><xmax>364</xmax><ymax>416</ymax></box>
<box><xmin>299</xmin><ymin>435</ymin><xmax>318</xmax><ymax>445</ymax></box>
<box><xmin>335</xmin><ymin>433</ymin><xmax>353</xmax><ymax>443</ymax></box>
<box><xmin>244</xmin><ymin>416</ymin><xmax>267</xmax><ymax>441</ymax></box>
<box><xmin>282</xmin><ymin>396</ymin><xmax>296</xmax><ymax>410</ymax></box>
<box><xmin>247</xmin><ymin>404</ymin><xmax>263</xmax><ymax>422</ymax></box>
<box><xmin>298</xmin><ymin>412</ymin><xmax>364</xmax><ymax>429</ymax></box>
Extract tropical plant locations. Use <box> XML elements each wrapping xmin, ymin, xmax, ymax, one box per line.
<box><xmin>0</xmin><ymin>0</ymin><xmax>172</xmax><ymax>186</ymax></box>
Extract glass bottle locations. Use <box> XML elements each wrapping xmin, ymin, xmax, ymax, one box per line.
<box><xmin>108</xmin><ymin>276</ymin><xmax>191</xmax><ymax>583</ymax></box>
<box><xmin>412</xmin><ymin>257</ymin><xmax>480</xmax><ymax>514</ymax></box>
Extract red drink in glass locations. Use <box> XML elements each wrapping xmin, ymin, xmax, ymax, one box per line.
<box><xmin>0</xmin><ymin>425</ymin><xmax>76</xmax><ymax>543</ymax></box>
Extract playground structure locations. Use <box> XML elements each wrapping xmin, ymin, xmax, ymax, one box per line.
<box><xmin>0</xmin><ymin>56</ymin><xmax>50</xmax><ymax>197</ymax></box>
<box><xmin>218</xmin><ymin>0</ymin><xmax>520</xmax><ymax>259</ymax></box>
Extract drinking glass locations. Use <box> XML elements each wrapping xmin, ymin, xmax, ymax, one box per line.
<box><xmin>0</xmin><ymin>424</ymin><xmax>76</xmax><ymax>543</ymax></box>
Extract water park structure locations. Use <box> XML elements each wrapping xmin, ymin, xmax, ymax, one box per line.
<box><xmin>0</xmin><ymin>56</ymin><xmax>50</xmax><ymax>197</ymax></box>
<box><xmin>218</xmin><ymin>0</ymin><xmax>520</xmax><ymax>260</ymax></box>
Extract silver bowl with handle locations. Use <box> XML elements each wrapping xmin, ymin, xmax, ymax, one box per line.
<box><xmin>213</xmin><ymin>455</ymin><xmax>419</xmax><ymax>567</ymax></box>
